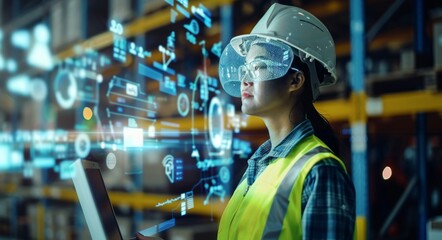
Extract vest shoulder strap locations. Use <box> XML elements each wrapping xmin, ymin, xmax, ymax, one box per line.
<box><xmin>262</xmin><ymin>145</ymin><xmax>337</xmax><ymax>239</ymax></box>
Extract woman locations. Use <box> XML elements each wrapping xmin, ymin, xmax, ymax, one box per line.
<box><xmin>217</xmin><ymin>3</ymin><xmax>355</xmax><ymax>239</ymax></box>
<box><xmin>136</xmin><ymin>3</ymin><xmax>355</xmax><ymax>240</ymax></box>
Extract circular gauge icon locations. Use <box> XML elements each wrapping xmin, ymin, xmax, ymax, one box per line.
<box><xmin>54</xmin><ymin>69</ymin><xmax>77</xmax><ymax>109</ymax></box>
<box><xmin>219</xmin><ymin>166</ymin><xmax>230</xmax><ymax>184</ymax></box>
<box><xmin>106</xmin><ymin>152</ymin><xmax>117</xmax><ymax>169</ymax></box>
<box><xmin>30</xmin><ymin>78</ymin><xmax>47</xmax><ymax>101</ymax></box>
<box><xmin>208</xmin><ymin>97</ymin><xmax>224</xmax><ymax>149</ymax></box>
<box><xmin>75</xmin><ymin>133</ymin><xmax>91</xmax><ymax>159</ymax></box>
<box><xmin>177</xmin><ymin>92</ymin><xmax>190</xmax><ymax>117</ymax></box>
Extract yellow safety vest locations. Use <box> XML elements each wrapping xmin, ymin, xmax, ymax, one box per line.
<box><xmin>218</xmin><ymin>135</ymin><xmax>348</xmax><ymax>239</ymax></box>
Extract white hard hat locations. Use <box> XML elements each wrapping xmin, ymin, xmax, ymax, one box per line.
<box><xmin>221</xmin><ymin>3</ymin><xmax>337</xmax><ymax>101</ymax></box>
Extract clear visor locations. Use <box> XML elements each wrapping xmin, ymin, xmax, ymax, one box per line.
<box><xmin>219</xmin><ymin>36</ymin><xmax>294</xmax><ymax>97</ymax></box>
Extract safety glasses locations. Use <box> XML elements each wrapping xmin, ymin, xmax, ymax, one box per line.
<box><xmin>219</xmin><ymin>36</ymin><xmax>295</xmax><ymax>97</ymax></box>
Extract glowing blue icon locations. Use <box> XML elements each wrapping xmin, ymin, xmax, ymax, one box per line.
<box><xmin>27</xmin><ymin>24</ymin><xmax>53</xmax><ymax>70</ymax></box>
<box><xmin>191</xmin><ymin>148</ymin><xmax>200</xmax><ymax>159</ymax></box>
<box><xmin>123</xmin><ymin>127</ymin><xmax>144</xmax><ymax>148</ymax></box>
<box><xmin>211</xmin><ymin>41</ymin><xmax>222</xmax><ymax>58</ymax></box>
<box><xmin>186</xmin><ymin>32</ymin><xmax>196</xmax><ymax>45</ymax></box>
<box><xmin>138</xmin><ymin>63</ymin><xmax>163</xmax><ymax>81</ymax></box>
<box><xmin>30</xmin><ymin>78</ymin><xmax>48</xmax><ymax>101</ymax></box>
<box><xmin>181</xmin><ymin>201</ymin><xmax>186</xmax><ymax>216</ymax></box>
<box><xmin>59</xmin><ymin>161</ymin><xmax>74</xmax><ymax>179</ymax></box>
<box><xmin>167</xmin><ymin>31</ymin><xmax>175</xmax><ymax>51</ymax></box>
<box><xmin>162</xmin><ymin>155</ymin><xmax>175</xmax><ymax>183</ymax></box>
<box><xmin>177</xmin><ymin>0</ymin><xmax>188</xmax><ymax>8</ymax></box>
<box><xmin>281</xmin><ymin>51</ymin><xmax>290</xmax><ymax>62</ymax></box>
<box><xmin>123</xmin><ymin>118</ymin><xmax>143</xmax><ymax>149</ymax></box>
<box><xmin>219</xmin><ymin>166</ymin><xmax>231</xmax><ymax>183</ymax></box>
<box><xmin>160</xmin><ymin>155</ymin><xmax>183</xmax><ymax>183</ymax></box>
<box><xmin>199</xmin><ymin>40</ymin><xmax>208</xmax><ymax>57</ymax></box>
<box><xmin>137</xmin><ymin>46</ymin><xmax>145</xmax><ymax>58</ymax></box>
<box><xmin>226</xmin><ymin>104</ymin><xmax>235</xmax><ymax>118</ymax></box>
<box><xmin>208</xmin><ymin>76</ymin><xmax>218</xmax><ymax>88</ymax></box>
<box><xmin>128</xmin><ymin>42</ymin><xmax>150</xmax><ymax>59</ymax></box>
<box><xmin>199</xmin><ymin>76</ymin><xmax>209</xmax><ymax>101</ymax></box>
<box><xmin>184</xmin><ymin>19</ymin><xmax>199</xmax><ymax>35</ymax></box>
<box><xmin>54</xmin><ymin>69</ymin><xmax>78</xmax><ymax>109</ymax></box>
<box><xmin>148</xmin><ymin>125</ymin><xmax>155</xmax><ymax>138</ymax></box>
<box><xmin>165</xmin><ymin>0</ymin><xmax>174</xmax><ymax>6</ymax></box>
<box><xmin>7</xmin><ymin>76</ymin><xmax>47</xmax><ymax>101</ymax></box>
<box><xmin>11</xmin><ymin>150</ymin><xmax>23</xmax><ymax>168</ymax></box>
<box><xmin>6</xmin><ymin>59</ymin><xmax>17</xmax><ymax>72</ymax></box>
<box><xmin>128</xmin><ymin>118</ymin><xmax>137</xmax><ymax>128</ymax></box>
<box><xmin>191</xmin><ymin>4</ymin><xmax>212</xmax><ymax>28</ymax></box>
<box><xmin>177</xmin><ymin>74</ymin><xmax>186</xmax><ymax>88</ymax></box>
<box><xmin>209</xmin><ymin>97</ymin><xmax>224</xmax><ymax>149</ymax></box>
<box><xmin>129</xmin><ymin>42</ymin><xmax>137</xmax><ymax>55</ymax></box>
<box><xmin>32</xmin><ymin>135</ymin><xmax>55</xmax><ymax>168</ymax></box>
<box><xmin>7</xmin><ymin>75</ymin><xmax>30</xmax><ymax>96</ymax></box>
<box><xmin>75</xmin><ymin>133</ymin><xmax>91</xmax><ymax>159</ymax></box>
<box><xmin>177</xmin><ymin>93</ymin><xmax>190</xmax><ymax>117</ymax></box>
<box><xmin>106</xmin><ymin>152</ymin><xmax>117</xmax><ymax>170</ymax></box>
<box><xmin>11</xmin><ymin>30</ymin><xmax>31</xmax><ymax>49</ymax></box>
<box><xmin>204</xmin><ymin>185</ymin><xmax>226</xmax><ymax>205</ymax></box>
<box><xmin>175</xmin><ymin>158</ymin><xmax>183</xmax><ymax>182</ymax></box>
<box><xmin>233</xmin><ymin>139</ymin><xmax>253</xmax><ymax>158</ymax></box>
<box><xmin>109</xmin><ymin>20</ymin><xmax>123</xmax><ymax>35</ymax></box>
<box><xmin>54</xmin><ymin>142</ymin><xmax>68</xmax><ymax>159</ymax></box>
<box><xmin>23</xmin><ymin>162</ymin><xmax>33</xmax><ymax>178</ymax></box>
<box><xmin>113</xmin><ymin>35</ymin><xmax>127</xmax><ymax>62</ymax></box>
<box><xmin>97</xmin><ymin>74</ymin><xmax>103</xmax><ymax>83</ymax></box>
<box><xmin>160</xmin><ymin>76</ymin><xmax>177</xmax><ymax>95</ymax></box>
<box><xmin>158</xmin><ymin>45</ymin><xmax>176</xmax><ymax>70</ymax></box>
<box><xmin>186</xmin><ymin>191</ymin><xmax>194</xmax><ymax>209</ymax></box>
<box><xmin>176</xmin><ymin>4</ymin><xmax>190</xmax><ymax>18</ymax></box>
<box><xmin>170</xmin><ymin>9</ymin><xmax>178</xmax><ymax>23</ymax></box>
<box><xmin>126</xmin><ymin>82</ymin><xmax>138</xmax><ymax>97</ymax></box>
<box><xmin>158</xmin><ymin>32</ymin><xmax>176</xmax><ymax>71</ymax></box>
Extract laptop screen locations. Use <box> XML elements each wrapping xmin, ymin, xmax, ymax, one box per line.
<box><xmin>84</xmin><ymin>168</ymin><xmax>122</xmax><ymax>239</ymax></box>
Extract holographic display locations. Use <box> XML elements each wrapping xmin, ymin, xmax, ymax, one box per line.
<box><xmin>0</xmin><ymin>1</ymin><xmax>255</xmax><ymax>236</ymax></box>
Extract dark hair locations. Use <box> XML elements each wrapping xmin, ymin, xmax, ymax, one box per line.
<box><xmin>290</xmin><ymin>57</ymin><xmax>340</xmax><ymax>156</ymax></box>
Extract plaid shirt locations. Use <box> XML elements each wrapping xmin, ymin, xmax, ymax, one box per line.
<box><xmin>245</xmin><ymin>119</ymin><xmax>355</xmax><ymax>239</ymax></box>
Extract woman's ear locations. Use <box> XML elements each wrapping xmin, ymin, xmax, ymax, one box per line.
<box><xmin>289</xmin><ymin>71</ymin><xmax>305</xmax><ymax>93</ymax></box>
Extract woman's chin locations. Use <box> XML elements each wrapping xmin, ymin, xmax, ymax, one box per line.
<box><xmin>241</xmin><ymin>105</ymin><xmax>256</xmax><ymax>115</ymax></box>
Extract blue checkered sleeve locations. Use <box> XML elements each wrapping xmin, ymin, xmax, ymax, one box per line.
<box><xmin>301</xmin><ymin>158</ymin><xmax>356</xmax><ymax>240</ymax></box>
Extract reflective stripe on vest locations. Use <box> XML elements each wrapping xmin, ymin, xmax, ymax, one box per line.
<box><xmin>261</xmin><ymin>146</ymin><xmax>330</xmax><ymax>239</ymax></box>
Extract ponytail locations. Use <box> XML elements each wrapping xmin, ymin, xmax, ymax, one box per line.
<box><xmin>304</xmin><ymin>100</ymin><xmax>340</xmax><ymax>156</ymax></box>
<box><xmin>290</xmin><ymin>57</ymin><xmax>340</xmax><ymax>156</ymax></box>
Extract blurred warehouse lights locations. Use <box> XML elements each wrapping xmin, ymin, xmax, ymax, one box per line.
<box><xmin>382</xmin><ymin>166</ymin><xmax>392</xmax><ymax>180</ymax></box>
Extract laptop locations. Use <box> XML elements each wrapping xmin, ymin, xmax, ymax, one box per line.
<box><xmin>72</xmin><ymin>159</ymin><xmax>148</xmax><ymax>240</ymax></box>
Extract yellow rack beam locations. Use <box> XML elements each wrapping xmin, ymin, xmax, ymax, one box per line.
<box><xmin>377</xmin><ymin>91</ymin><xmax>442</xmax><ymax>117</ymax></box>
<box><xmin>316</xmin><ymin>91</ymin><xmax>442</xmax><ymax>122</ymax></box>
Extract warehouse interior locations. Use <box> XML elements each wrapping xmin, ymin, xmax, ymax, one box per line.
<box><xmin>0</xmin><ymin>0</ymin><xmax>442</xmax><ymax>239</ymax></box>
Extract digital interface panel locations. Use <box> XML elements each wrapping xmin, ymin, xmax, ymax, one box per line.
<box><xmin>0</xmin><ymin>0</ymin><xmax>253</xmax><ymax>235</ymax></box>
